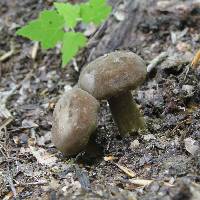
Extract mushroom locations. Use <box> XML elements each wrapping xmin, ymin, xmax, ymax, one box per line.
<box><xmin>78</xmin><ymin>51</ymin><xmax>147</xmax><ymax>136</ymax></box>
<box><xmin>51</xmin><ymin>88</ymin><xmax>100</xmax><ymax>155</ymax></box>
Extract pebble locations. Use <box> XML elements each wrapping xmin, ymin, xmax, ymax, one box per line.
<box><xmin>182</xmin><ymin>85</ymin><xmax>194</xmax><ymax>96</ymax></box>
<box><xmin>143</xmin><ymin>134</ymin><xmax>156</xmax><ymax>141</ymax></box>
<box><xmin>184</xmin><ymin>137</ymin><xmax>199</xmax><ymax>156</ymax></box>
<box><xmin>130</xmin><ymin>139</ymin><xmax>140</xmax><ymax>150</ymax></box>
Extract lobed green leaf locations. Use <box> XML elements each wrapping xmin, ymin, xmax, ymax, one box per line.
<box><xmin>54</xmin><ymin>2</ymin><xmax>80</xmax><ymax>29</ymax></box>
<box><xmin>61</xmin><ymin>32</ymin><xmax>87</xmax><ymax>67</ymax></box>
<box><xmin>16</xmin><ymin>1</ymin><xmax>112</xmax><ymax>67</ymax></box>
<box><xmin>16</xmin><ymin>10</ymin><xmax>65</xmax><ymax>49</ymax></box>
<box><xmin>80</xmin><ymin>0</ymin><xmax>112</xmax><ymax>25</ymax></box>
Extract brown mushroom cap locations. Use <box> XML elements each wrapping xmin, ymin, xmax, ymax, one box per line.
<box><xmin>51</xmin><ymin>88</ymin><xmax>100</xmax><ymax>155</ymax></box>
<box><xmin>78</xmin><ymin>51</ymin><xmax>147</xmax><ymax>100</ymax></box>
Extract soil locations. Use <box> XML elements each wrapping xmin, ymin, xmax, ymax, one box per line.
<box><xmin>0</xmin><ymin>0</ymin><xmax>200</xmax><ymax>200</ymax></box>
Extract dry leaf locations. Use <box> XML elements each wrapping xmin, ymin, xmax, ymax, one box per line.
<box><xmin>191</xmin><ymin>50</ymin><xmax>200</xmax><ymax>68</ymax></box>
<box><xmin>115</xmin><ymin>163</ymin><xmax>136</xmax><ymax>178</ymax></box>
<box><xmin>22</xmin><ymin>119</ymin><xmax>38</xmax><ymax>129</ymax></box>
<box><xmin>3</xmin><ymin>187</ymin><xmax>24</xmax><ymax>200</ymax></box>
<box><xmin>29</xmin><ymin>146</ymin><xmax>57</xmax><ymax>167</ymax></box>
<box><xmin>104</xmin><ymin>156</ymin><xmax>116</xmax><ymax>161</ymax></box>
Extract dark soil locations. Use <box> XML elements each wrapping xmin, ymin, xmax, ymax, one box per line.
<box><xmin>0</xmin><ymin>0</ymin><xmax>200</xmax><ymax>200</ymax></box>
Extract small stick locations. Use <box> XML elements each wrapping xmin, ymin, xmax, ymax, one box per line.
<box><xmin>0</xmin><ymin>143</ymin><xmax>7</xmax><ymax>158</ymax></box>
<box><xmin>72</xmin><ymin>58</ymin><xmax>79</xmax><ymax>72</ymax></box>
<box><xmin>0</xmin><ymin>70</ymin><xmax>33</xmax><ymax>118</ymax></box>
<box><xmin>147</xmin><ymin>52</ymin><xmax>168</xmax><ymax>73</ymax></box>
<box><xmin>0</xmin><ymin>117</ymin><xmax>13</xmax><ymax>141</ymax></box>
<box><xmin>0</xmin><ymin>41</ymin><xmax>15</xmax><ymax>62</ymax></box>
<box><xmin>191</xmin><ymin>50</ymin><xmax>200</xmax><ymax>68</ymax></box>
<box><xmin>31</xmin><ymin>42</ymin><xmax>39</xmax><ymax>60</ymax></box>
<box><xmin>6</xmin><ymin>170</ymin><xmax>18</xmax><ymax>199</ymax></box>
<box><xmin>0</xmin><ymin>117</ymin><xmax>13</xmax><ymax>130</ymax></box>
<box><xmin>14</xmin><ymin>180</ymin><xmax>48</xmax><ymax>187</ymax></box>
<box><xmin>171</xmin><ymin>118</ymin><xmax>191</xmax><ymax>135</ymax></box>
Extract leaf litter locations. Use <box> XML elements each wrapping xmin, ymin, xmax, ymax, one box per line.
<box><xmin>0</xmin><ymin>0</ymin><xmax>200</xmax><ymax>199</ymax></box>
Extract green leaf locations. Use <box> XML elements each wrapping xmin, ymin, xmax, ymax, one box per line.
<box><xmin>80</xmin><ymin>0</ymin><xmax>111</xmax><ymax>25</ymax></box>
<box><xmin>16</xmin><ymin>10</ymin><xmax>65</xmax><ymax>49</ymax></box>
<box><xmin>61</xmin><ymin>32</ymin><xmax>87</xmax><ymax>67</ymax></box>
<box><xmin>54</xmin><ymin>3</ymin><xmax>80</xmax><ymax>29</ymax></box>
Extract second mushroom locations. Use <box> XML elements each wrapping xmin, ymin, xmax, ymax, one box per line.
<box><xmin>78</xmin><ymin>51</ymin><xmax>147</xmax><ymax>136</ymax></box>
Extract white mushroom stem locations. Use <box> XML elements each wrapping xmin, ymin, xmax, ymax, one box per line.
<box><xmin>108</xmin><ymin>91</ymin><xmax>145</xmax><ymax>136</ymax></box>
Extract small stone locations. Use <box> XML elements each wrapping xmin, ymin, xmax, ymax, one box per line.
<box><xmin>64</xmin><ymin>84</ymin><xmax>72</xmax><ymax>92</ymax></box>
<box><xmin>130</xmin><ymin>140</ymin><xmax>140</xmax><ymax>150</ymax></box>
<box><xmin>184</xmin><ymin>138</ymin><xmax>199</xmax><ymax>156</ymax></box>
<box><xmin>169</xmin><ymin>177</ymin><xmax>175</xmax><ymax>185</ymax></box>
<box><xmin>143</xmin><ymin>134</ymin><xmax>156</xmax><ymax>141</ymax></box>
<box><xmin>153</xmin><ymin>123</ymin><xmax>161</xmax><ymax>130</ymax></box>
<box><xmin>22</xmin><ymin>119</ymin><xmax>38</xmax><ymax>128</ymax></box>
<box><xmin>182</xmin><ymin>85</ymin><xmax>194</xmax><ymax>96</ymax></box>
<box><xmin>113</xmin><ymin>10</ymin><xmax>126</xmax><ymax>21</ymax></box>
<box><xmin>19</xmin><ymin>133</ymin><xmax>28</xmax><ymax>144</ymax></box>
<box><xmin>148</xmin><ymin>181</ymin><xmax>160</xmax><ymax>192</ymax></box>
<box><xmin>13</xmin><ymin>136</ymin><xmax>20</xmax><ymax>145</ymax></box>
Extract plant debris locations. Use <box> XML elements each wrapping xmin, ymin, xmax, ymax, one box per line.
<box><xmin>0</xmin><ymin>0</ymin><xmax>200</xmax><ymax>199</ymax></box>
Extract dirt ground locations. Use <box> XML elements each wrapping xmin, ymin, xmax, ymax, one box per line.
<box><xmin>0</xmin><ymin>0</ymin><xmax>200</xmax><ymax>199</ymax></box>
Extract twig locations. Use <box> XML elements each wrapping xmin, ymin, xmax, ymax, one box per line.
<box><xmin>86</xmin><ymin>0</ymin><xmax>124</xmax><ymax>48</ymax></box>
<box><xmin>0</xmin><ymin>117</ymin><xmax>13</xmax><ymax>142</ymax></box>
<box><xmin>171</xmin><ymin>117</ymin><xmax>191</xmax><ymax>135</ymax></box>
<box><xmin>72</xmin><ymin>58</ymin><xmax>79</xmax><ymax>72</ymax></box>
<box><xmin>87</xmin><ymin>21</ymin><xmax>108</xmax><ymax>48</ymax></box>
<box><xmin>86</xmin><ymin>22</ymin><xmax>108</xmax><ymax>62</ymax></box>
<box><xmin>191</xmin><ymin>49</ymin><xmax>200</xmax><ymax>68</ymax></box>
<box><xmin>14</xmin><ymin>180</ymin><xmax>48</xmax><ymax>187</ymax></box>
<box><xmin>31</xmin><ymin>42</ymin><xmax>39</xmax><ymax>60</ymax></box>
<box><xmin>183</xmin><ymin>64</ymin><xmax>190</xmax><ymax>81</ymax></box>
<box><xmin>0</xmin><ymin>41</ymin><xmax>15</xmax><ymax>62</ymax></box>
<box><xmin>0</xmin><ymin>143</ymin><xmax>8</xmax><ymax>158</ymax></box>
<box><xmin>147</xmin><ymin>52</ymin><xmax>168</xmax><ymax>73</ymax></box>
<box><xmin>0</xmin><ymin>117</ymin><xmax>13</xmax><ymax>131</ymax></box>
<box><xmin>6</xmin><ymin>170</ymin><xmax>17</xmax><ymax>199</ymax></box>
<box><xmin>114</xmin><ymin>163</ymin><xmax>136</xmax><ymax>178</ymax></box>
<box><xmin>86</xmin><ymin>1</ymin><xmax>123</xmax><ymax>62</ymax></box>
<box><xmin>0</xmin><ymin>70</ymin><xmax>33</xmax><ymax>118</ymax></box>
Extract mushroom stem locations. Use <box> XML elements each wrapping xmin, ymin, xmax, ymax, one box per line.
<box><xmin>108</xmin><ymin>91</ymin><xmax>145</xmax><ymax>136</ymax></box>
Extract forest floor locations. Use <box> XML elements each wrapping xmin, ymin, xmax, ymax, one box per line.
<box><xmin>0</xmin><ymin>0</ymin><xmax>200</xmax><ymax>199</ymax></box>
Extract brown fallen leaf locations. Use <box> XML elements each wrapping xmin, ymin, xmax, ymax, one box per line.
<box><xmin>104</xmin><ymin>156</ymin><xmax>117</xmax><ymax>161</ymax></box>
<box><xmin>3</xmin><ymin>187</ymin><xmax>24</xmax><ymax>200</ymax></box>
<box><xmin>191</xmin><ymin>50</ymin><xmax>200</xmax><ymax>68</ymax></box>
